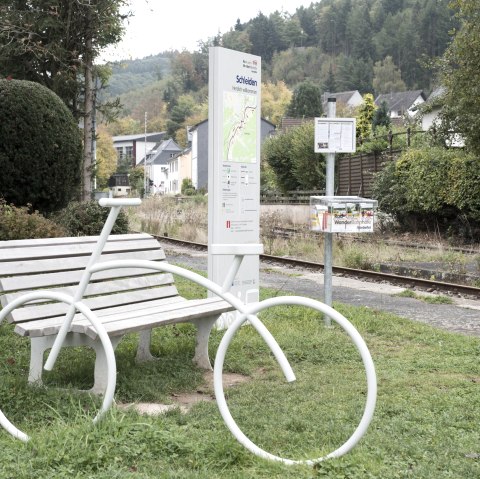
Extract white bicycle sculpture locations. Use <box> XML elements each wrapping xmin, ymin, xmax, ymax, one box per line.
<box><xmin>0</xmin><ymin>198</ymin><xmax>377</xmax><ymax>465</ymax></box>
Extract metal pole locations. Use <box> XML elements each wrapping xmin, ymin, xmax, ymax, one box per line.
<box><xmin>143</xmin><ymin>112</ymin><xmax>147</xmax><ymax>197</ymax></box>
<box><xmin>324</xmin><ymin>98</ymin><xmax>336</xmax><ymax>326</ymax></box>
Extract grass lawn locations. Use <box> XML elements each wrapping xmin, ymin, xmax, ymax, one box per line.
<box><xmin>0</xmin><ymin>272</ymin><xmax>478</xmax><ymax>478</ymax></box>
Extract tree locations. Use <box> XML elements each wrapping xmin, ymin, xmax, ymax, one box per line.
<box><xmin>356</xmin><ymin>93</ymin><xmax>377</xmax><ymax>142</ymax></box>
<box><xmin>95</xmin><ymin>129</ymin><xmax>118</xmax><ymax>189</ymax></box>
<box><xmin>346</xmin><ymin>1</ymin><xmax>374</xmax><ymax>61</ymax></box>
<box><xmin>439</xmin><ymin>0</ymin><xmax>480</xmax><ymax>155</ymax></box>
<box><xmin>247</xmin><ymin>13</ymin><xmax>281</xmax><ymax>62</ymax></box>
<box><xmin>0</xmin><ymin>80</ymin><xmax>82</xmax><ymax>213</ymax></box>
<box><xmin>372</xmin><ymin>100</ymin><xmax>391</xmax><ymax>130</ymax></box>
<box><xmin>0</xmin><ymin>0</ymin><xmax>129</xmax><ymax>201</ymax></box>
<box><xmin>221</xmin><ymin>29</ymin><xmax>252</xmax><ymax>52</ymax></box>
<box><xmin>324</xmin><ymin>64</ymin><xmax>337</xmax><ymax>93</ymax></box>
<box><xmin>261</xmin><ymin>81</ymin><xmax>292</xmax><ymax>126</ymax></box>
<box><xmin>373</xmin><ymin>56</ymin><xmax>407</xmax><ymax>95</ymax></box>
<box><xmin>287</xmin><ymin>81</ymin><xmax>322</xmax><ymax>118</ymax></box>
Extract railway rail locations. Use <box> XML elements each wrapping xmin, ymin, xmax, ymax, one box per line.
<box><xmin>269</xmin><ymin>226</ymin><xmax>480</xmax><ymax>255</ymax></box>
<box><xmin>151</xmin><ymin>234</ymin><xmax>480</xmax><ymax>299</ymax></box>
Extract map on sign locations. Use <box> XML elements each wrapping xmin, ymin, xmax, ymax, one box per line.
<box><xmin>223</xmin><ymin>91</ymin><xmax>257</xmax><ymax>163</ymax></box>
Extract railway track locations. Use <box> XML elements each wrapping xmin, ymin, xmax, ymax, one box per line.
<box><xmin>151</xmin><ymin>234</ymin><xmax>480</xmax><ymax>299</ymax></box>
<box><xmin>270</xmin><ymin>226</ymin><xmax>480</xmax><ymax>255</ymax></box>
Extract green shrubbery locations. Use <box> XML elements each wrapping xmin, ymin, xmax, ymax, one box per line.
<box><xmin>372</xmin><ymin>147</ymin><xmax>480</xmax><ymax>238</ymax></box>
<box><xmin>263</xmin><ymin>122</ymin><xmax>325</xmax><ymax>192</ymax></box>
<box><xmin>0</xmin><ymin>80</ymin><xmax>82</xmax><ymax>214</ymax></box>
<box><xmin>0</xmin><ymin>200</ymin><xmax>67</xmax><ymax>240</ymax></box>
<box><xmin>54</xmin><ymin>201</ymin><xmax>129</xmax><ymax>236</ymax></box>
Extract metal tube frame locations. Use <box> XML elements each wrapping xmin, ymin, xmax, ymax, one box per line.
<box><xmin>0</xmin><ymin>198</ymin><xmax>376</xmax><ymax>466</ymax></box>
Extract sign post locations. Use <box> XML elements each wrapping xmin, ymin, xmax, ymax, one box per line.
<box><xmin>208</xmin><ymin>47</ymin><xmax>261</xmax><ymax>329</ymax></box>
<box><xmin>314</xmin><ymin>102</ymin><xmax>357</xmax><ymax>326</ymax></box>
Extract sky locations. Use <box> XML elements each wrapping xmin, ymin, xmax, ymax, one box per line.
<box><xmin>100</xmin><ymin>0</ymin><xmax>314</xmax><ymax>62</ymax></box>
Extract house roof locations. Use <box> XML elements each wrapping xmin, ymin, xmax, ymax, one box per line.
<box><xmin>112</xmin><ymin>132</ymin><xmax>165</xmax><ymax>143</ymax></box>
<box><xmin>323</xmin><ymin>90</ymin><xmax>359</xmax><ymax>104</ymax></box>
<box><xmin>375</xmin><ymin>90</ymin><xmax>426</xmax><ymax>112</ymax></box>
<box><xmin>137</xmin><ymin>138</ymin><xmax>182</xmax><ymax>165</ymax></box>
<box><xmin>279</xmin><ymin>117</ymin><xmax>313</xmax><ymax>132</ymax></box>
<box><xmin>168</xmin><ymin>147</ymin><xmax>191</xmax><ymax>163</ymax></box>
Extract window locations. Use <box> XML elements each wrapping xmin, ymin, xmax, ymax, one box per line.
<box><xmin>116</xmin><ymin>147</ymin><xmax>124</xmax><ymax>161</ymax></box>
<box><xmin>125</xmin><ymin>146</ymin><xmax>133</xmax><ymax>159</ymax></box>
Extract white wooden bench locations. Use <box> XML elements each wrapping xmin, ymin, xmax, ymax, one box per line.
<box><xmin>0</xmin><ymin>233</ymin><xmax>234</xmax><ymax>393</ymax></box>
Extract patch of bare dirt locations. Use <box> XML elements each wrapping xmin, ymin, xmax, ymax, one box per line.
<box><xmin>117</xmin><ymin>371</ymin><xmax>250</xmax><ymax>416</ymax></box>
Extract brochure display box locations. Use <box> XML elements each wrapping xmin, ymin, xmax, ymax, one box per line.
<box><xmin>310</xmin><ymin>196</ymin><xmax>378</xmax><ymax>233</ymax></box>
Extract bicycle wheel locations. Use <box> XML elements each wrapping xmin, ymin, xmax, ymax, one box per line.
<box><xmin>213</xmin><ymin>296</ymin><xmax>377</xmax><ymax>465</ymax></box>
<box><xmin>0</xmin><ymin>291</ymin><xmax>116</xmax><ymax>441</ymax></box>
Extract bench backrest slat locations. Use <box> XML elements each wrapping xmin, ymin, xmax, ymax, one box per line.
<box><xmin>0</xmin><ymin>234</ymin><xmax>179</xmax><ymax>324</ymax></box>
<box><xmin>9</xmin><ymin>285</ymin><xmax>180</xmax><ymax>323</ymax></box>
<box><xmin>3</xmin><ymin>272</ymin><xmax>175</xmax><ymax>306</ymax></box>
<box><xmin>0</xmin><ymin>233</ymin><xmax>151</xmax><ymax>249</ymax></box>
<box><xmin>0</xmin><ymin>265</ymin><xmax>165</xmax><ymax>294</ymax></box>
<box><xmin>0</xmin><ymin>237</ymin><xmax>162</xmax><ymax>262</ymax></box>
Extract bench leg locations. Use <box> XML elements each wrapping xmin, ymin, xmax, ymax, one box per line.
<box><xmin>192</xmin><ymin>316</ymin><xmax>218</xmax><ymax>370</ymax></box>
<box><xmin>90</xmin><ymin>336</ymin><xmax>122</xmax><ymax>395</ymax></box>
<box><xmin>136</xmin><ymin>330</ymin><xmax>156</xmax><ymax>362</ymax></box>
<box><xmin>29</xmin><ymin>336</ymin><xmax>55</xmax><ymax>385</ymax></box>
<box><xmin>28</xmin><ymin>333</ymin><xmax>121</xmax><ymax>395</ymax></box>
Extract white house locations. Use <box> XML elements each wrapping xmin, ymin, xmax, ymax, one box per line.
<box><xmin>322</xmin><ymin>90</ymin><xmax>364</xmax><ymax>112</ymax></box>
<box><xmin>375</xmin><ymin>90</ymin><xmax>426</xmax><ymax>121</ymax></box>
<box><xmin>420</xmin><ymin>87</ymin><xmax>464</xmax><ymax>147</ymax></box>
<box><xmin>138</xmin><ymin>138</ymin><xmax>182</xmax><ymax>194</ymax></box>
<box><xmin>167</xmin><ymin>148</ymin><xmax>192</xmax><ymax>195</ymax></box>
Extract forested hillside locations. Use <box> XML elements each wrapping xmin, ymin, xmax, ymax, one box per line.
<box><xmin>101</xmin><ymin>0</ymin><xmax>457</xmax><ymax>142</ymax></box>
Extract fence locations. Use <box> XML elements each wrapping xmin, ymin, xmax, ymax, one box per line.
<box><xmin>261</xmin><ymin>190</ymin><xmax>325</xmax><ymax>204</ymax></box>
<box><xmin>337</xmin><ymin>128</ymin><xmax>424</xmax><ymax>197</ymax></box>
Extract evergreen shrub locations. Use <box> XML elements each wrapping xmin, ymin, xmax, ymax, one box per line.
<box><xmin>54</xmin><ymin>200</ymin><xmax>129</xmax><ymax>236</ymax></box>
<box><xmin>0</xmin><ymin>80</ymin><xmax>82</xmax><ymax>213</ymax></box>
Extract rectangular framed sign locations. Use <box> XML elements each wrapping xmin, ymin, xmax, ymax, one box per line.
<box><xmin>314</xmin><ymin>118</ymin><xmax>356</xmax><ymax>153</ymax></box>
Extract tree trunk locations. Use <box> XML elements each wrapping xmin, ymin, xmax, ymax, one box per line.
<box><xmin>82</xmin><ymin>32</ymin><xmax>94</xmax><ymax>201</ymax></box>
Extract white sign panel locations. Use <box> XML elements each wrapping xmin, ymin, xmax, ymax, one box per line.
<box><xmin>208</xmin><ymin>47</ymin><xmax>261</xmax><ymax>328</ymax></box>
<box><xmin>314</xmin><ymin>118</ymin><xmax>356</xmax><ymax>153</ymax></box>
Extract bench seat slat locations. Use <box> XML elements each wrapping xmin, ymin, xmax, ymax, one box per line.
<box><xmin>14</xmin><ymin>296</ymin><xmax>188</xmax><ymax>337</ymax></box>
<box><xmin>15</xmin><ymin>297</ymin><xmax>232</xmax><ymax>340</ymax></box>
<box><xmin>86</xmin><ymin>298</ymin><xmax>233</xmax><ymax>339</ymax></box>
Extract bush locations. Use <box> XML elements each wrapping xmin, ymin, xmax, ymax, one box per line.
<box><xmin>0</xmin><ymin>199</ymin><xmax>67</xmax><ymax>240</ymax></box>
<box><xmin>54</xmin><ymin>201</ymin><xmax>129</xmax><ymax>236</ymax></box>
<box><xmin>0</xmin><ymin>80</ymin><xmax>82</xmax><ymax>214</ymax></box>
<box><xmin>372</xmin><ymin>147</ymin><xmax>480</xmax><ymax>238</ymax></box>
<box><xmin>180</xmin><ymin>178</ymin><xmax>195</xmax><ymax>196</ymax></box>
<box><xmin>263</xmin><ymin>123</ymin><xmax>325</xmax><ymax>192</ymax></box>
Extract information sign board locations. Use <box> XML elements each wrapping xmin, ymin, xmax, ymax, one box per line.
<box><xmin>310</xmin><ymin>196</ymin><xmax>377</xmax><ymax>233</ymax></box>
<box><xmin>314</xmin><ymin>118</ymin><xmax>356</xmax><ymax>153</ymax></box>
<box><xmin>208</xmin><ymin>47</ymin><xmax>261</xmax><ymax>328</ymax></box>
